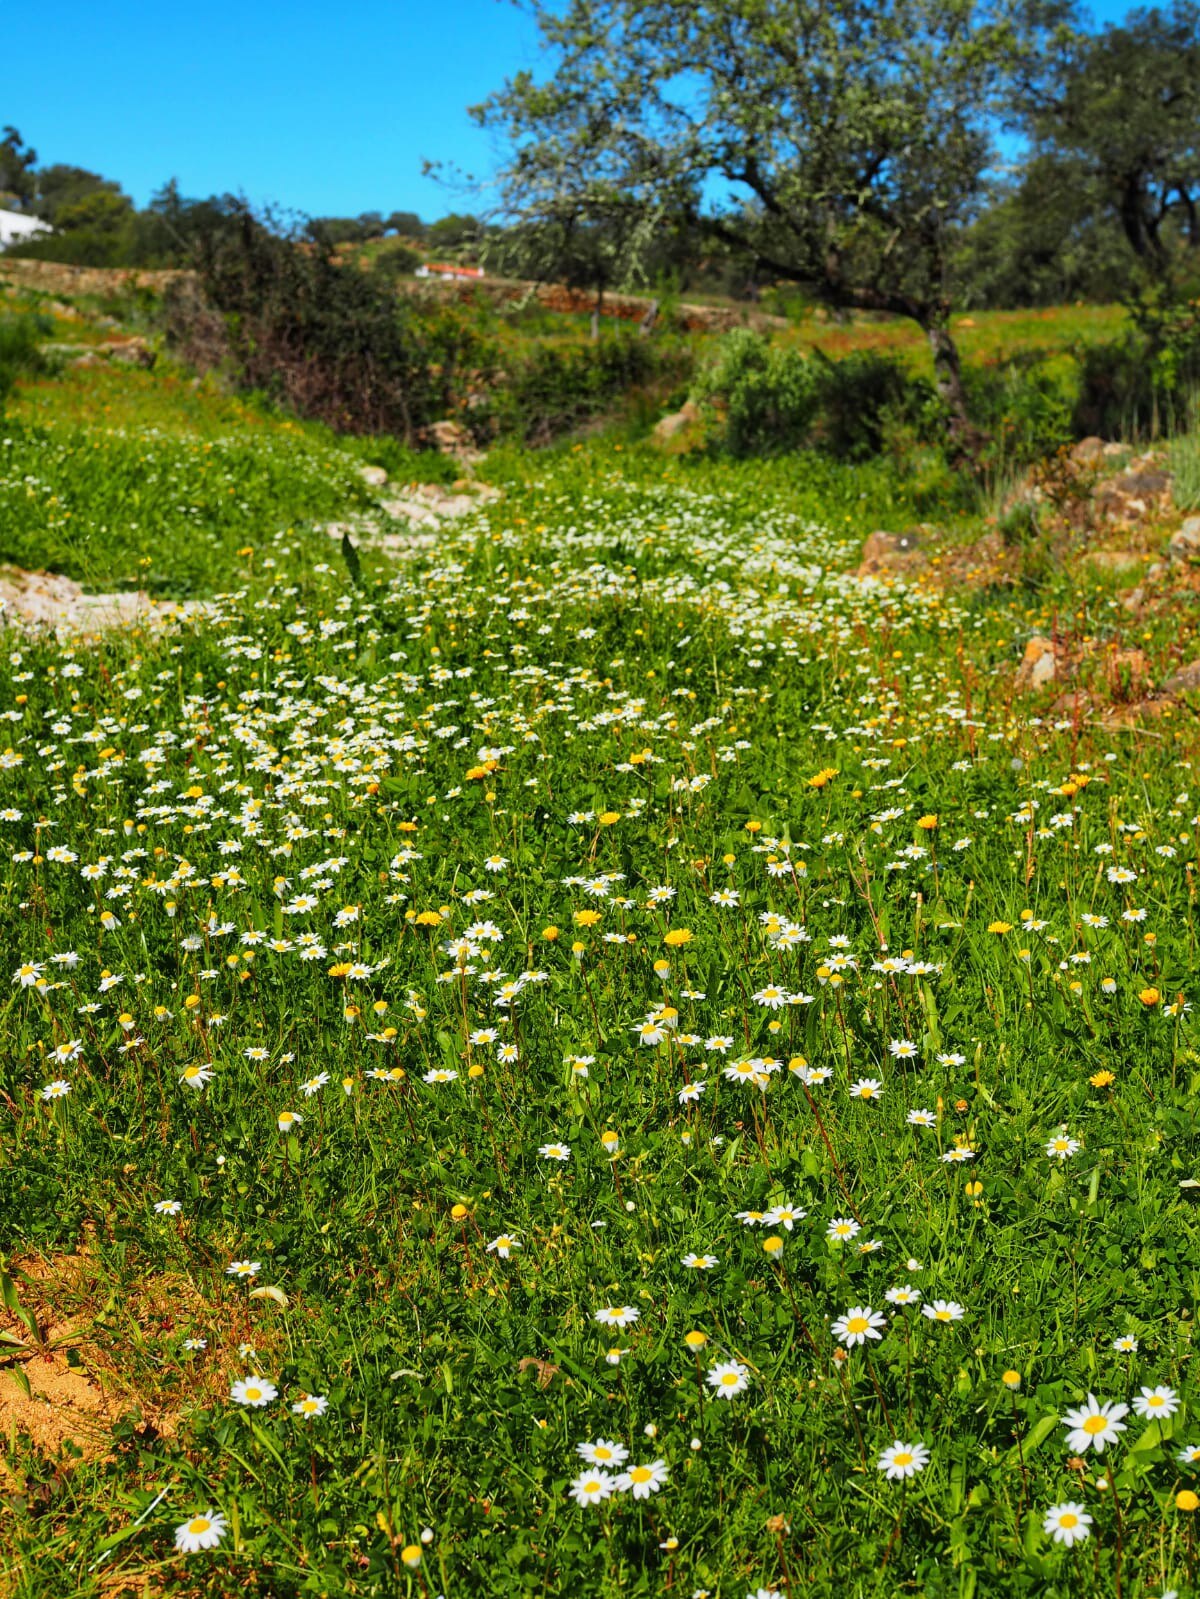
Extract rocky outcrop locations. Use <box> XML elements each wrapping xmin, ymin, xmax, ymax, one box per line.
<box><xmin>855</xmin><ymin>529</ymin><xmax>928</xmax><ymax>579</ymax></box>
<box><xmin>652</xmin><ymin>400</ymin><xmax>701</xmax><ymax>442</ymax></box>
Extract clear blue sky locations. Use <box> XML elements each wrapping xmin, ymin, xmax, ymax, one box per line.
<box><xmin>13</xmin><ymin>1</ymin><xmax>1140</xmax><ymax>222</ymax></box>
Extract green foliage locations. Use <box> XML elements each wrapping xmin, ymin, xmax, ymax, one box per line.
<box><xmin>168</xmin><ymin>202</ymin><xmax>487</xmax><ymax>441</ymax></box>
<box><xmin>1168</xmin><ymin>422</ymin><xmax>1200</xmax><ymax>508</ymax></box>
<box><xmin>484</xmin><ymin>332</ymin><xmax>692</xmax><ymax>445</ymax></box>
<box><xmin>967</xmin><ymin>353</ymin><xmax>1080</xmax><ymax>468</ymax></box>
<box><xmin>0</xmin><ymin>418</ymin><xmax>377</xmax><ymax>594</ymax></box>
<box><xmin>693</xmin><ymin>330</ymin><xmax>821</xmax><ymax>456</ymax></box>
<box><xmin>694</xmin><ymin>331</ymin><xmax>935</xmax><ymax>461</ymax></box>
<box><xmin>0</xmin><ymin>313</ymin><xmax>50</xmax><ymax>410</ymax></box>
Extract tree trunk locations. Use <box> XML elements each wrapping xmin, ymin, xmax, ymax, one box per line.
<box><xmin>925</xmin><ymin>316</ymin><xmax>980</xmax><ymax>461</ymax></box>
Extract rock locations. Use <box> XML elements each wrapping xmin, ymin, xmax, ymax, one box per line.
<box><xmin>99</xmin><ymin>336</ymin><xmax>155</xmax><ymax>368</ymax></box>
<box><xmin>1168</xmin><ymin>517</ymin><xmax>1200</xmax><ymax>562</ymax></box>
<box><xmin>1162</xmin><ymin>660</ymin><xmax>1200</xmax><ymax>694</ymax></box>
<box><xmin>652</xmin><ymin>400</ymin><xmax>700</xmax><ymax>442</ymax></box>
<box><xmin>1102</xmin><ymin>442</ymin><xmax>1127</xmax><ymax>458</ymax></box>
<box><xmin>0</xmin><ymin>565</ymin><xmax>210</xmax><ymax>638</ymax></box>
<box><xmin>1071</xmin><ymin>436</ymin><xmax>1107</xmax><ymax>465</ymax></box>
<box><xmin>425</xmin><ymin>419</ymin><xmax>485</xmax><ymax>467</ymax></box>
<box><xmin>1111</xmin><ymin>470</ymin><xmax>1172</xmax><ymax>499</ymax></box>
<box><xmin>1110</xmin><ymin>647</ymin><xmax>1151</xmax><ymax>688</ymax></box>
<box><xmin>1119</xmin><ymin>586</ymin><xmax>1145</xmax><ymax>614</ymax></box>
<box><xmin>358</xmin><ymin>464</ymin><xmax>389</xmax><ymax>488</ymax></box>
<box><xmin>69</xmin><ymin>350</ymin><xmax>104</xmax><ymax>369</ymax></box>
<box><xmin>1146</xmin><ymin>561</ymin><xmax>1167</xmax><ymax>581</ymax></box>
<box><xmin>379</xmin><ymin>481</ymin><xmax>501</xmax><ymax>528</ymax></box>
<box><xmin>1015</xmin><ymin>636</ymin><xmax>1059</xmax><ymax>691</ymax></box>
<box><xmin>1085</xmin><ymin>548</ymin><xmax>1144</xmax><ymax>572</ymax></box>
<box><xmin>856</xmin><ymin>529</ymin><xmax>928</xmax><ymax>579</ymax></box>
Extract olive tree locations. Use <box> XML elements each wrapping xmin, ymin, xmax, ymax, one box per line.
<box><xmin>475</xmin><ymin>0</ymin><xmax>1074</xmax><ymax>447</ymax></box>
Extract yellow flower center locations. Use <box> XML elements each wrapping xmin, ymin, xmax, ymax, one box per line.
<box><xmin>893</xmin><ymin>1452</ymin><xmax>912</xmax><ymax>1467</ymax></box>
<box><xmin>847</xmin><ymin>1316</ymin><xmax>869</xmax><ymax>1334</ymax></box>
<box><xmin>1083</xmin><ymin>1415</ymin><xmax>1107</xmax><ymax>1435</ymax></box>
<box><xmin>631</xmin><ymin>1466</ymin><xmax>652</xmax><ymax>1482</ymax></box>
<box><xmin>1060</xmin><ymin>1513</ymin><xmax>1078</xmax><ymax>1528</ymax></box>
<box><xmin>245</xmin><ymin>1387</ymin><xmax>261</xmax><ymax>1401</ymax></box>
<box><xmin>187</xmin><ymin>1518</ymin><xmax>211</xmax><ymax>1534</ymax></box>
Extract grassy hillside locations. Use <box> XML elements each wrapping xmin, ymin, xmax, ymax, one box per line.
<box><xmin>1</xmin><ymin>270</ymin><xmax>1200</xmax><ymax>1599</ymax></box>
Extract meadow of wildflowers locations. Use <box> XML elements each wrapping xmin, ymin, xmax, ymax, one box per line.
<box><xmin>1</xmin><ymin>448</ymin><xmax>1199</xmax><ymax>1598</ymax></box>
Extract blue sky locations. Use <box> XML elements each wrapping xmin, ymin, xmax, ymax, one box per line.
<box><xmin>13</xmin><ymin>1</ymin><xmax>1139</xmax><ymax>222</ymax></box>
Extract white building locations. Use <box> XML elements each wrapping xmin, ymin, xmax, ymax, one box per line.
<box><xmin>0</xmin><ymin>208</ymin><xmax>52</xmax><ymax>249</ymax></box>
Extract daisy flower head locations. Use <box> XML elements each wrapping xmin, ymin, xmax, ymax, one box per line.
<box><xmin>226</xmin><ymin>1259</ymin><xmax>261</xmax><ymax>1279</ymax></box>
<box><xmin>1061</xmin><ymin>1394</ymin><xmax>1128</xmax><ymax>1454</ymax></box>
<box><xmin>833</xmin><ymin>1306</ymin><xmax>886</xmax><ymax>1347</ymax></box>
<box><xmin>154</xmin><ymin>1199</ymin><xmax>182</xmax><ymax>1216</ymax></box>
<box><xmin>538</xmin><ymin>1141</ymin><xmax>570</xmax><ymax>1161</ymax></box>
<box><xmin>594</xmin><ymin>1305</ymin><xmax>639</xmax><ymax>1328</ymax></box>
<box><xmin>682</xmin><ymin>1252</ymin><xmax>719</xmax><ymax>1270</ymax></box>
<box><xmin>291</xmin><ymin>1393</ymin><xmax>329</xmax><ymax>1419</ymax></box>
<box><xmin>615</xmin><ymin>1459</ymin><xmax>669</xmax><ymax>1499</ymax></box>
<box><xmin>486</xmin><ymin>1233</ymin><xmax>520</xmax><ymax>1258</ymax></box>
<box><xmin>885</xmin><ymin>1285</ymin><xmax>921</xmax><ymax>1307</ymax></box>
<box><xmin>849</xmin><ymin>1077</ymin><xmax>883</xmax><ymax>1101</ymax></box>
<box><xmin>174</xmin><ymin>1510</ymin><xmax>228</xmax><ymax>1553</ymax></box>
<box><xmin>877</xmin><ymin>1440</ymin><xmax>930</xmax><ymax>1480</ymax></box>
<box><xmin>577</xmin><ymin>1438</ymin><xmax>629</xmax><ymax>1468</ymax></box>
<box><xmin>907</xmin><ymin>1108</ymin><xmax>936</xmax><ymax>1127</ymax></box>
<box><xmin>230</xmin><ymin>1376</ymin><xmax>278</xmax><ymax>1408</ymax></box>
<box><xmin>763</xmin><ymin>1202</ymin><xmax>806</xmax><ymax>1231</ymax></box>
<box><xmin>888</xmin><ymin>1038</ymin><xmax>919</xmax><ymax>1060</ymax></box>
<box><xmin>1046</xmin><ymin>1132</ymin><xmax>1080</xmax><ymax>1160</ymax></box>
<box><xmin>706</xmin><ymin>1360</ymin><xmax>750</xmax><ymax>1398</ymax></box>
<box><xmin>1112</xmin><ymin>1335</ymin><xmax>1139</xmax><ymax>1353</ymax></box>
<box><xmin>569</xmin><ymin>1469</ymin><xmax>616</xmax><ymax>1506</ymax></box>
<box><xmin>826</xmin><ymin>1217</ymin><xmax>861</xmax><ymax>1244</ymax></box>
<box><xmin>1042</xmin><ymin>1503</ymin><xmax>1092</xmax><ymax>1547</ymax></box>
<box><xmin>1133</xmin><ymin>1385</ymin><xmax>1179</xmax><ymax>1419</ymax></box>
<box><xmin>921</xmin><ymin>1299</ymin><xmax>966</xmax><ymax>1324</ymax></box>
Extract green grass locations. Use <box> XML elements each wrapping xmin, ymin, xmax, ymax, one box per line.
<box><xmin>1</xmin><ymin>311</ymin><xmax>1199</xmax><ymax>1599</ymax></box>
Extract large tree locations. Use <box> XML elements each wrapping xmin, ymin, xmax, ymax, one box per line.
<box><xmin>475</xmin><ymin>0</ymin><xmax>1074</xmax><ymax>445</ymax></box>
<box><xmin>1026</xmin><ymin>2</ymin><xmax>1200</xmax><ymax>276</ymax></box>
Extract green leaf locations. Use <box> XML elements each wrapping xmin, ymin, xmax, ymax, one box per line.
<box><xmin>341</xmin><ymin>531</ymin><xmax>362</xmax><ymax>588</ymax></box>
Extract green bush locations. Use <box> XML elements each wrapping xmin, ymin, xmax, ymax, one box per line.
<box><xmin>692</xmin><ymin>329</ymin><xmax>821</xmax><ymax>456</ymax></box>
<box><xmin>0</xmin><ymin>314</ymin><xmax>51</xmax><ymax>410</ymax></box>
<box><xmin>165</xmin><ymin>202</ymin><xmax>487</xmax><ymax>442</ymax></box>
<box><xmin>693</xmin><ymin>331</ymin><xmax>933</xmax><ymax>461</ymax></box>
<box><xmin>966</xmin><ymin>352</ymin><xmax>1080</xmax><ymax>472</ymax></box>
<box><xmin>483</xmin><ymin>334</ymin><xmax>692</xmax><ymax>446</ymax></box>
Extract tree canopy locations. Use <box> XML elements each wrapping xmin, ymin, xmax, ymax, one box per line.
<box><xmin>474</xmin><ymin>0</ymin><xmax>1077</xmax><ymax>440</ymax></box>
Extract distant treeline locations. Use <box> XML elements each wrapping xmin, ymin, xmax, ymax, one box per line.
<box><xmin>0</xmin><ymin>114</ymin><xmax>1180</xmax><ymax>313</ymax></box>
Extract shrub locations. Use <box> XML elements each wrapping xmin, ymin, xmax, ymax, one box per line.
<box><xmin>164</xmin><ymin>202</ymin><xmax>486</xmax><ymax>442</ymax></box>
<box><xmin>965</xmin><ymin>352</ymin><xmax>1080</xmax><ymax>478</ymax></box>
<box><xmin>482</xmin><ymin>334</ymin><xmax>692</xmax><ymax>446</ymax></box>
<box><xmin>812</xmin><ymin>349</ymin><xmax>931</xmax><ymax>461</ymax></box>
<box><xmin>0</xmin><ymin>314</ymin><xmax>50</xmax><ymax>410</ymax></box>
<box><xmin>693</xmin><ymin>331</ymin><xmax>933</xmax><ymax>461</ymax></box>
<box><xmin>692</xmin><ymin>329</ymin><xmax>821</xmax><ymax>456</ymax></box>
